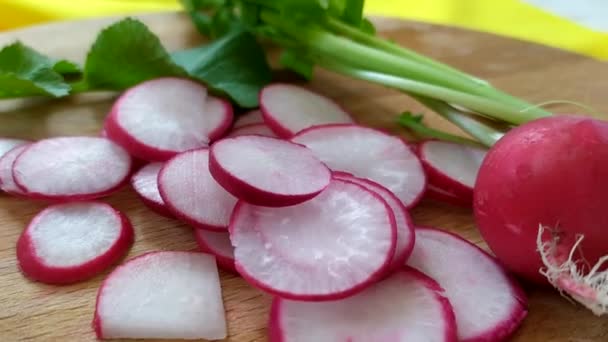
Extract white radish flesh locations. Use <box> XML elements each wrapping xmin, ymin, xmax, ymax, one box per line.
<box><xmin>292</xmin><ymin>124</ymin><xmax>426</xmax><ymax>208</ymax></box>
<box><xmin>408</xmin><ymin>227</ymin><xmax>527</xmax><ymax>342</ymax></box>
<box><xmin>105</xmin><ymin>78</ymin><xmax>232</xmax><ymax>161</ymax></box>
<box><xmin>195</xmin><ymin>229</ymin><xmax>235</xmax><ymax>272</ymax></box>
<box><xmin>13</xmin><ymin>137</ymin><xmax>132</xmax><ymax>200</ymax></box>
<box><xmin>93</xmin><ymin>251</ymin><xmax>226</xmax><ymax>340</ymax></box>
<box><xmin>269</xmin><ymin>267</ymin><xmax>457</xmax><ymax>342</ymax></box>
<box><xmin>158</xmin><ymin>148</ymin><xmax>237</xmax><ymax>231</ymax></box>
<box><xmin>16</xmin><ymin>202</ymin><xmax>134</xmax><ymax>284</ymax></box>
<box><xmin>130</xmin><ymin>162</ymin><xmax>172</xmax><ymax>217</ymax></box>
<box><xmin>0</xmin><ymin>138</ymin><xmax>29</xmax><ymax>159</ymax></box>
<box><xmin>210</xmin><ymin>136</ymin><xmax>331</xmax><ymax>207</ymax></box>
<box><xmin>234</xmin><ymin>109</ymin><xmax>264</xmax><ymax>128</ymax></box>
<box><xmin>228</xmin><ymin>123</ymin><xmax>277</xmax><ymax>138</ymax></box>
<box><xmin>333</xmin><ymin>172</ymin><xmax>415</xmax><ymax>272</ymax></box>
<box><xmin>260</xmin><ymin>84</ymin><xmax>353</xmax><ymax>138</ymax></box>
<box><xmin>230</xmin><ymin>179</ymin><xmax>396</xmax><ymax>300</ymax></box>
<box><xmin>0</xmin><ymin>144</ymin><xmax>30</xmax><ymax>194</ymax></box>
<box><xmin>419</xmin><ymin>140</ymin><xmax>487</xmax><ymax>199</ymax></box>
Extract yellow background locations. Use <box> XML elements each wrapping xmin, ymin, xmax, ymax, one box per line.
<box><xmin>1</xmin><ymin>0</ymin><xmax>607</xmax><ymax>60</ymax></box>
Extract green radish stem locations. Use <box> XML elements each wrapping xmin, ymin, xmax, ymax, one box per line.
<box><xmin>397</xmin><ymin>112</ymin><xmax>482</xmax><ymax>146</ymax></box>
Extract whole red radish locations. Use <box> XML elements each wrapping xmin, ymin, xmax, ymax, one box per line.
<box><xmin>474</xmin><ymin>115</ymin><xmax>608</xmax><ymax>315</ymax></box>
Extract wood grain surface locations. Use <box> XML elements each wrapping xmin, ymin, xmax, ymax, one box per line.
<box><xmin>1</xmin><ymin>12</ymin><xmax>607</xmax><ymax>342</ymax></box>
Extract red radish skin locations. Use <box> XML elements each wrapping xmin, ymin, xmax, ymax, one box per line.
<box><xmin>234</xmin><ymin>109</ymin><xmax>264</xmax><ymax>128</ymax></box>
<box><xmin>333</xmin><ymin>171</ymin><xmax>415</xmax><ymax>273</ymax></box>
<box><xmin>292</xmin><ymin>124</ymin><xmax>427</xmax><ymax>208</ymax></box>
<box><xmin>419</xmin><ymin>140</ymin><xmax>487</xmax><ymax>200</ymax></box>
<box><xmin>408</xmin><ymin>227</ymin><xmax>527</xmax><ymax>341</ymax></box>
<box><xmin>474</xmin><ymin>115</ymin><xmax>608</xmax><ymax>315</ymax></box>
<box><xmin>230</xmin><ymin>179</ymin><xmax>397</xmax><ymax>301</ymax></box>
<box><xmin>159</xmin><ymin>148</ymin><xmax>237</xmax><ymax>231</ymax></box>
<box><xmin>16</xmin><ymin>202</ymin><xmax>134</xmax><ymax>285</ymax></box>
<box><xmin>228</xmin><ymin>123</ymin><xmax>278</xmax><ymax>138</ymax></box>
<box><xmin>130</xmin><ymin>162</ymin><xmax>173</xmax><ymax>217</ymax></box>
<box><xmin>93</xmin><ymin>251</ymin><xmax>226</xmax><ymax>340</ymax></box>
<box><xmin>210</xmin><ymin>136</ymin><xmax>331</xmax><ymax>207</ymax></box>
<box><xmin>12</xmin><ymin>137</ymin><xmax>132</xmax><ymax>201</ymax></box>
<box><xmin>194</xmin><ymin>229</ymin><xmax>236</xmax><ymax>273</ymax></box>
<box><xmin>0</xmin><ymin>144</ymin><xmax>30</xmax><ymax>195</ymax></box>
<box><xmin>269</xmin><ymin>267</ymin><xmax>457</xmax><ymax>342</ymax></box>
<box><xmin>105</xmin><ymin>78</ymin><xmax>233</xmax><ymax>161</ymax></box>
<box><xmin>260</xmin><ymin>84</ymin><xmax>353</xmax><ymax>138</ymax></box>
<box><xmin>426</xmin><ymin>183</ymin><xmax>472</xmax><ymax>207</ymax></box>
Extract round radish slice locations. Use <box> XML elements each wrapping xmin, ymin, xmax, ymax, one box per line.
<box><xmin>419</xmin><ymin>140</ymin><xmax>487</xmax><ymax>200</ymax></box>
<box><xmin>105</xmin><ymin>78</ymin><xmax>233</xmax><ymax>161</ymax></box>
<box><xmin>93</xmin><ymin>251</ymin><xmax>226</xmax><ymax>340</ymax></box>
<box><xmin>292</xmin><ymin>124</ymin><xmax>426</xmax><ymax>208</ymax></box>
<box><xmin>0</xmin><ymin>138</ymin><xmax>29</xmax><ymax>159</ymax></box>
<box><xmin>426</xmin><ymin>183</ymin><xmax>471</xmax><ymax>207</ymax></box>
<box><xmin>159</xmin><ymin>148</ymin><xmax>237</xmax><ymax>231</ymax></box>
<box><xmin>234</xmin><ymin>109</ymin><xmax>264</xmax><ymax>128</ymax></box>
<box><xmin>0</xmin><ymin>144</ymin><xmax>30</xmax><ymax>195</ymax></box>
<box><xmin>130</xmin><ymin>162</ymin><xmax>172</xmax><ymax>217</ymax></box>
<box><xmin>210</xmin><ymin>136</ymin><xmax>331</xmax><ymax>207</ymax></box>
<box><xmin>269</xmin><ymin>267</ymin><xmax>457</xmax><ymax>342</ymax></box>
<box><xmin>194</xmin><ymin>229</ymin><xmax>235</xmax><ymax>272</ymax></box>
<box><xmin>13</xmin><ymin>137</ymin><xmax>132</xmax><ymax>201</ymax></box>
<box><xmin>230</xmin><ymin>179</ymin><xmax>397</xmax><ymax>300</ymax></box>
<box><xmin>228</xmin><ymin>123</ymin><xmax>277</xmax><ymax>138</ymax></box>
<box><xmin>333</xmin><ymin>172</ymin><xmax>415</xmax><ymax>273</ymax></box>
<box><xmin>16</xmin><ymin>202</ymin><xmax>134</xmax><ymax>284</ymax></box>
<box><xmin>260</xmin><ymin>84</ymin><xmax>353</xmax><ymax>138</ymax></box>
<box><xmin>408</xmin><ymin>227</ymin><xmax>528</xmax><ymax>342</ymax></box>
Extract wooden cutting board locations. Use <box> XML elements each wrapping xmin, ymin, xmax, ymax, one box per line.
<box><xmin>1</xmin><ymin>12</ymin><xmax>607</xmax><ymax>342</ymax></box>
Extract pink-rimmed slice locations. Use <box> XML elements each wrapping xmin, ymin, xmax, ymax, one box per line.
<box><xmin>227</xmin><ymin>123</ymin><xmax>277</xmax><ymax>138</ymax></box>
<box><xmin>130</xmin><ymin>162</ymin><xmax>173</xmax><ymax>217</ymax></box>
<box><xmin>260</xmin><ymin>84</ymin><xmax>353</xmax><ymax>138</ymax></box>
<box><xmin>234</xmin><ymin>109</ymin><xmax>264</xmax><ymax>128</ymax></box>
<box><xmin>93</xmin><ymin>251</ymin><xmax>226</xmax><ymax>340</ymax></box>
<box><xmin>408</xmin><ymin>227</ymin><xmax>528</xmax><ymax>342</ymax></box>
<box><xmin>292</xmin><ymin>124</ymin><xmax>427</xmax><ymax>208</ymax></box>
<box><xmin>104</xmin><ymin>78</ymin><xmax>233</xmax><ymax>161</ymax></box>
<box><xmin>333</xmin><ymin>172</ymin><xmax>415</xmax><ymax>273</ymax></box>
<box><xmin>12</xmin><ymin>137</ymin><xmax>132</xmax><ymax>201</ymax></box>
<box><xmin>0</xmin><ymin>144</ymin><xmax>30</xmax><ymax>195</ymax></box>
<box><xmin>419</xmin><ymin>140</ymin><xmax>487</xmax><ymax>200</ymax></box>
<box><xmin>16</xmin><ymin>202</ymin><xmax>134</xmax><ymax>285</ymax></box>
<box><xmin>194</xmin><ymin>229</ymin><xmax>235</xmax><ymax>273</ymax></box>
<box><xmin>230</xmin><ymin>179</ymin><xmax>396</xmax><ymax>301</ymax></box>
<box><xmin>158</xmin><ymin>148</ymin><xmax>237</xmax><ymax>231</ymax></box>
<box><xmin>269</xmin><ymin>266</ymin><xmax>457</xmax><ymax>342</ymax></box>
<box><xmin>210</xmin><ymin>136</ymin><xmax>331</xmax><ymax>207</ymax></box>
<box><xmin>425</xmin><ymin>183</ymin><xmax>471</xmax><ymax>207</ymax></box>
<box><xmin>0</xmin><ymin>138</ymin><xmax>29</xmax><ymax>159</ymax></box>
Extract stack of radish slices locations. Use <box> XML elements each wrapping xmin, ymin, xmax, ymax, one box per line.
<box><xmin>1</xmin><ymin>79</ymin><xmax>526</xmax><ymax>341</ymax></box>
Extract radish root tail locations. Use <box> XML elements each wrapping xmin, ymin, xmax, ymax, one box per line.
<box><xmin>537</xmin><ymin>225</ymin><xmax>608</xmax><ymax>316</ymax></box>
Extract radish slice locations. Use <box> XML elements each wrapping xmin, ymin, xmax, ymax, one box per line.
<box><xmin>16</xmin><ymin>202</ymin><xmax>134</xmax><ymax>284</ymax></box>
<box><xmin>159</xmin><ymin>148</ymin><xmax>237</xmax><ymax>231</ymax></box>
<box><xmin>419</xmin><ymin>140</ymin><xmax>487</xmax><ymax>200</ymax></box>
<box><xmin>13</xmin><ymin>137</ymin><xmax>132</xmax><ymax>201</ymax></box>
<box><xmin>230</xmin><ymin>179</ymin><xmax>396</xmax><ymax>300</ymax></box>
<box><xmin>260</xmin><ymin>84</ymin><xmax>353</xmax><ymax>138</ymax></box>
<box><xmin>130</xmin><ymin>162</ymin><xmax>173</xmax><ymax>217</ymax></box>
<box><xmin>0</xmin><ymin>138</ymin><xmax>29</xmax><ymax>159</ymax></box>
<box><xmin>292</xmin><ymin>124</ymin><xmax>426</xmax><ymax>208</ymax></box>
<box><xmin>426</xmin><ymin>183</ymin><xmax>471</xmax><ymax>207</ymax></box>
<box><xmin>93</xmin><ymin>251</ymin><xmax>226</xmax><ymax>340</ymax></box>
<box><xmin>408</xmin><ymin>227</ymin><xmax>528</xmax><ymax>342</ymax></box>
<box><xmin>228</xmin><ymin>123</ymin><xmax>277</xmax><ymax>138</ymax></box>
<box><xmin>210</xmin><ymin>136</ymin><xmax>331</xmax><ymax>207</ymax></box>
<box><xmin>234</xmin><ymin>109</ymin><xmax>264</xmax><ymax>128</ymax></box>
<box><xmin>105</xmin><ymin>78</ymin><xmax>233</xmax><ymax>161</ymax></box>
<box><xmin>194</xmin><ymin>229</ymin><xmax>235</xmax><ymax>273</ymax></box>
<box><xmin>0</xmin><ymin>144</ymin><xmax>30</xmax><ymax>195</ymax></box>
<box><xmin>333</xmin><ymin>172</ymin><xmax>415</xmax><ymax>273</ymax></box>
<box><xmin>269</xmin><ymin>267</ymin><xmax>457</xmax><ymax>342</ymax></box>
